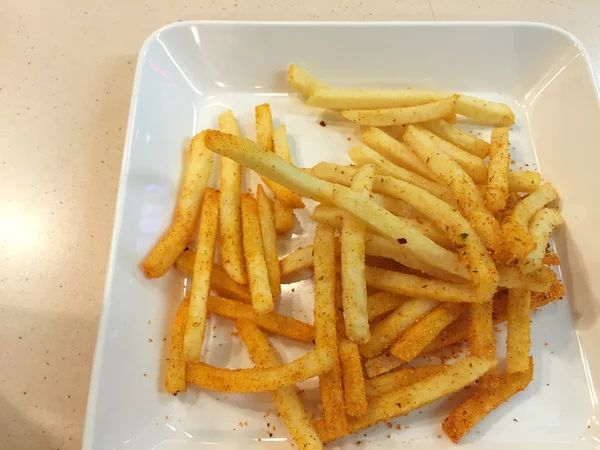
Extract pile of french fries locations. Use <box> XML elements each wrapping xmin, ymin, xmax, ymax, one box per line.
<box><xmin>142</xmin><ymin>64</ymin><xmax>566</xmax><ymax>447</ymax></box>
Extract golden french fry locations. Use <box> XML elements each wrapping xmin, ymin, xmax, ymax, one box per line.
<box><xmin>307</xmin><ymin>87</ymin><xmax>441</xmax><ymax>110</ymax></box>
<box><xmin>443</xmin><ymin>112</ymin><xmax>458</xmax><ymax>124</ymax></box>
<box><xmin>273</xmin><ymin>124</ymin><xmax>296</xmax><ymax>233</ymax></box>
<box><xmin>370</xmin><ymin>192</ymin><xmax>420</xmax><ymax>219</ymax></box>
<box><xmin>218</xmin><ymin>110</ymin><xmax>247</xmax><ymax>284</ymax></box>
<box><xmin>508</xmin><ymin>171</ymin><xmax>541</xmax><ymax>193</ymax></box>
<box><xmin>366</xmin><ymin>292</ymin><xmax>406</xmax><ymax>321</ymax></box>
<box><xmin>236</xmin><ymin>319</ymin><xmax>324</xmax><ymax>450</ymax></box>
<box><xmin>339</xmin><ymin>339</ymin><xmax>367</xmax><ymax>417</ymax></box>
<box><xmin>184</xmin><ymin>188</ymin><xmax>220</xmax><ymax>361</ymax></box>
<box><xmin>340</xmin><ymin>95</ymin><xmax>458</xmax><ymax>127</ymax></box>
<box><xmin>288</xmin><ymin>64</ymin><xmax>329</xmax><ymax>98</ymax></box>
<box><xmin>453</xmin><ymin>94</ymin><xmax>515</xmax><ymax>127</ymax></box>
<box><xmin>521</xmin><ymin>208</ymin><xmax>564</xmax><ymax>273</ymax></box>
<box><xmin>390</xmin><ymin>303</ymin><xmax>465</xmax><ymax>362</ymax></box>
<box><xmin>403</xmin><ymin>125</ymin><xmax>501</xmax><ymax>251</ymax></box>
<box><xmin>365</xmin><ymin>365</ymin><xmax>445</xmax><ymax>398</ymax></box>
<box><xmin>348</xmin><ymin>145</ymin><xmax>452</xmax><ymax>201</ymax></box>
<box><xmin>341</xmin><ymin>165</ymin><xmax>375</xmax><ymax>343</ymax></box>
<box><xmin>498</xmin><ymin>265</ymin><xmax>554</xmax><ymax>292</ymax></box>
<box><xmin>280</xmin><ymin>245</ymin><xmax>314</xmax><ymax>277</ymax></box>
<box><xmin>486</xmin><ymin>127</ymin><xmax>510</xmax><ymax>212</ymax></box>
<box><xmin>358</xmin><ymin>298</ymin><xmax>438</xmax><ymax>358</ymax></box>
<box><xmin>166</xmin><ymin>293</ymin><xmax>190</xmax><ymax>394</ymax></box>
<box><xmin>257</xmin><ymin>185</ymin><xmax>281</xmax><ymax>300</ymax></box>
<box><xmin>443</xmin><ymin>359</ymin><xmax>533</xmax><ymax>443</ymax></box>
<box><xmin>364</xmin><ymin>353</ymin><xmax>406</xmax><ymax>378</ymax></box>
<box><xmin>420</xmin><ymin>118</ymin><xmax>489</xmax><ymax>158</ymax></box>
<box><xmin>255</xmin><ymin>103</ymin><xmax>274</xmax><ymax>153</ymax></box>
<box><xmin>360</xmin><ymin>127</ymin><xmax>438</xmax><ymax>181</ymax></box>
<box><xmin>240</xmin><ymin>193</ymin><xmax>274</xmax><ymax>314</ymax></box>
<box><xmin>313</xmin><ymin>224</ymin><xmax>349</xmax><ymax>438</ymax></box>
<box><xmin>207</xmin><ymin>295</ymin><xmax>313</xmax><ymax>341</ymax></box>
<box><xmin>500</xmin><ymin>183</ymin><xmax>558</xmax><ymax>261</ymax></box>
<box><xmin>507</xmin><ymin>289</ymin><xmax>532</xmax><ymax>373</ymax></box>
<box><xmin>186</xmin><ymin>347</ymin><xmax>334</xmax><ymax>393</ymax></box>
<box><xmin>141</xmin><ymin>132</ymin><xmax>213</xmax><ymax>278</ymax></box>
<box><xmin>469</xmin><ymin>301</ymin><xmax>497</xmax><ymax>386</ymax></box>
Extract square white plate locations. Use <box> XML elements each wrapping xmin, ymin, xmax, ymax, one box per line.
<box><xmin>83</xmin><ymin>22</ymin><xmax>600</xmax><ymax>450</ymax></box>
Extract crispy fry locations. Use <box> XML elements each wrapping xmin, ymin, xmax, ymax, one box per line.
<box><xmin>141</xmin><ymin>132</ymin><xmax>213</xmax><ymax>278</ymax></box>
<box><xmin>370</xmin><ymin>192</ymin><xmax>420</xmax><ymax>219</ymax></box>
<box><xmin>360</xmin><ymin>127</ymin><xmax>438</xmax><ymax>180</ymax></box>
<box><xmin>340</xmin><ymin>95</ymin><xmax>458</xmax><ymax>127</ymax></box>
<box><xmin>288</xmin><ymin>64</ymin><xmax>329</xmax><ymax>98</ymax></box>
<box><xmin>507</xmin><ymin>289</ymin><xmax>532</xmax><ymax>373</ymax></box>
<box><xmin>236</xmin><ymin>319</ymin><xmax>324</xmax><ymax>450</ymax></box>
<box><xmin>257</xmin><ymin>185</ymin><xmax>281</xmax><ymax>299</ymax></box>
<box><xmin>365</xmin><ymin>365</ymin><xmax>445</xmax><ymax>398</ymax></box>
<box><xmin>358</xmin><ymin>298</ymin><xmax>438</xmax><ymax>358</ymax></box>
<box><xmin>348</xmin><ymin>145</ymin><xmax>451</xmax><ymax>201</ymax></box>
<box><xmin>280</xmin><ymin>245</ymin><xmax>314</xmax><ymax>277</ymax></box>
<box><xmin>486</xmin><ymin>127</ymin><xmax>510</xmax><ymax>212</ymax></box>
<box><xmin>443</xmin><ymin>359</ymin><xmax>533</xmax><ymax>443</ymax></box>
<box><xmin>207</xmin><ymin>295</ymin><xmax>313</xmax><ymax>341</ymax></box>
<box><xmin>341</xmin><ymin>165</ymin><xmax>375</xmax><ymax>343</ymax></box>
<box><xmin>166</xmin><ymin>293</ymin><xmax>190</xmax><ymax>394</ymax></box>
<box><xmin>521</xmin><ymin>208</ymin><xmax>564</xmax><ymax>273</ymax></box>
<box><xmin>175</xmin><ymin>250</ymin><xmax>252</xmax><ymax>304</ymax></box>
<box><xmin>453</xmin><ymin>94</ymin><xmax>515</xmax><ymax>127</ymax></box>
<box><xmin>339</xmin><ymin>339</ymin><xmax>367</xmax><ymax>417</ymax></box>
<box><xmin>313</xmin><ymin>224</ymin><xmax>349</xmax><ymax>438</ymax></box>
<box><xmin>307</xmin><ymin>87</ymin><xmax>442</xmax><ymax>110</ymax></box>
<box><xmin>273</xmin><ymin>124</ymin><xmax>296</xmax><ymax>233</ymax></box>
<box><xmin>508</xmin><ymin>171</ymin><xmax>541</xmax><ymax>193</ymax></box>
<box><xmin>420</xmin><ymin>118</ymin><xmax>489</xmax><ymax>158</ymax></box>
<box><xmin>218</xmin><ymin>110</ymin><xmax>247</xmax><ymax>284</ymax></box>
<box><xmin>240</xmin><ymin>193</ymin><xmax>274</xmax><ymax>314</ymax></box>
<box><xmin>498</xmin><ymin>265</ymin><xmax>553</xmax><ymax>292</ymax></box>
<box><xmin>186</xmin><ymin>347</ymin><xmax>334</xmax><ymax>393</ymax></box>
<box><xmin>403</xmin><ymin>125</ymin><xmax>501</xmax><ymax>250</ymax></box>
<box><xmin>366</xmin><ymin>292</ymin><xmax>406</xmax><ymax>321</ymax></box>
<box><xmin>469</xmin><ymin>301</ymin><xmax>497</xmax><ymax>386</ymax></box>
<box><xmin>184</xmin><ymin>188</ymin><xmax>220</xmax><ymax>361</ymax></box>
<box><xmin>390</xmin><ymin>303</ymin><xmax>465</xmax><ymax>362</ymax></box>
<box><xmin>500</xmin><ymin>183</ymin><xmax>558</xmax><ymax>261</ymax></box>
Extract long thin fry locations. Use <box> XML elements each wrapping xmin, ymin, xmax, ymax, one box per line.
<box><xmin>521</xmin><ymin>208</ymin><xmax>563</xmax><ymax>273</ymax></box>
<box><xmin>508</xmin><ymin>171</ymin><xmax>541</xmax><ymax>193</ymax></box>
<box><xmin>142</xmin><ymin>132</ymin><xmax>213</xmax><ymax>278</ymax></box>
<box><xmin>453</xmin><ymin>94</ymin><xmax>515</xmax><ymax>127</ymax></box>
<box><xmin>166</xmin><ymin>293</ymin><xmax>190</xmax><ymax>394</ymax></box>
<box><xmin>486</xmin><ymin>127</ymin><xmax>510</xmax><ymax>212</ymax></box>
<box><xmin>366</xmin><ymin>292</ymin><xmax>406</xmax><ymax>321</ymax></box>
<box><xmin>507</xmin><ymin>289</ymin><xmax>532</xmax><ymax>373</ymax></box>
<box><xmin>339</xmin><ymin>339</ymin><xmax>367</xmax><ymax>417</ymax></box>
<box><xmin>236</xmin><ymin>319</ymin><xmax>324</xmax><ymax>450</ymax></box>
<box><xmin>280</xmin><ymin>245</ymin><xmax>315</xmax><ymax>277</ymax></box>
<box><xmin>365</xmin><ymin>365</ymin><xmax>445</xmax><ymax>398</ymax></box>
<box><xmin>420</xmin><ymin>118</ymin><xmax>489</xmax><ymax>158</ymax></box>
<box><xmin>307</xmin><ymin>87</ymin><xmax>441</xmax><ymax>110</ymax></box>
<box><xmin>273</xmin><ymin>124</ymin><xmax>296</xmax><ymax>233</ymax></box>
<box><xmin>257</xmin><ymin>184</ymin><xmax>281</xmax><ymax>300</ymax></box>
<box><xmin>469</xmin><ymin>301</ymin><xmax>497</xmax><ymax>386</ymax></box>
<box><xmin>218</xmin><ymin>110</ymin><xmax>247</xmax><ymax>284</ymax></box>
<box><xmin>184</xmin><ymin>188</ymin><xmax>220</xmax><ymax>361</ymax></box>
<box><xmin>288</xmin><ymin>64</ymin><xmax>329</xmax><ymax>97</ymax></box>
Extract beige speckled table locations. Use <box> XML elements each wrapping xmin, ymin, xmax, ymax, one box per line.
<box><xmin>1</xmin><ymin>1</ymin><xmax>599</xmax><ymax>449</ymax></box>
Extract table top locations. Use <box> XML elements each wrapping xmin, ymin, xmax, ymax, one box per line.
<box><xmin>1</xmin><ymin>1</ymin><xmax>599</xmax><ymax>448</ymax></box>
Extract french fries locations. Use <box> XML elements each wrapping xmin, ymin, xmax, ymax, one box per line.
<box><xmin>508</xmin><ymin>170</ymin><xmax>541</xmax><ymax>193</ymax></box>
<box><xmin>141</xmin><ymin>132</ymin><xmax>213</xmax><ymax>278</ymax></box>
<box><xmin>237</xmin><ymin>319</ymin><xmax>323</xmax><ymax>450</ymax></box>
<box><xmin>366</xmin><ymin>292</ymin><xmax>406</xmax><ymax>321</ymax></box>
<box><xmin>184</xmin><ymin>188</ymin><xmax>220</xmax><ymax>361</ymax></box>
<box><xmin>257</xmin><ymin>185</ymin><xmax>281</xmax><ymax>299</ymax></box>
<box><xmin>365</xmin><ymin>365</ymin><xmax>445</xmax><ymax>398</ymax></box>
<box><xmin>218</xmin><ymin>110</ymin><xmax>247</xmax><ymax>284</ymax></box>
<box><xmin>241</xmin><ymin>193</ymin><xmax>274</xmax><ymax>314</ymax></box>
<box><xmin>521</xmin><ymin>208</ymin><xmax>564</xmax><ymax>273</ymax></box>
<box><xmin>453</xmin><ymin>94</ymin><xmax>515</xmax><ymax>127</ymax></box>
<box><xmin>507</xmin><ymin>289</ymin><xmax>531</xmax><ymax>373</ymax></box>
<box><xmin>486</xmin><ymin>127</ymin><xmax>510</xmax><ymax>212</ymax></box>
<box><xmin>307</xmin><ymin>87</ymin><xmax>441</xmax><ymax>110</ymax></box>
<box><xmin>273</xmin><ymin>124</ymin><xmax>296</xmax><ymax>233</ymax></box>
<box><xmin>469</xmin><ymin>301</ymin><xmax>497</xmax><ymax>386</ymax></box>
<box><xmin>340</xmin><ymin>165</ymin><xmax>375</xmax><ymax>343</ymax></box>
<box><xmin>338</xmin><ymin>339</ymin><xmax>367</xmax><ymax>417</ymax></box>
<box><xmin>288</xmin><ymin>64</ymin><xmax>329</xmax><ymax>97</ymax></box>
<box><xmin>166</xmin><ymin>293</ymin><xmax>190</xmax><ymax>394</ymax></box>
<box><xmin>420</xmin><ymin>118</ymin><xmax>489</xmax><ymax>158</ymax></box>
<box><xmin>340</xmin><ymin>95</ymin><xmax>458</xmax><ymax>127</ymax></box>
<box><xmin>280</xmin><ymin>245</ymin><xmax>314</xmax><ymax>277</ymax></box>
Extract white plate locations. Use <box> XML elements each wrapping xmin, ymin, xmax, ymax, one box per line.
<box><xmin>83</xmin><ymin>22</ymin><xmax>600</xmax><ymax>450</ymax></box>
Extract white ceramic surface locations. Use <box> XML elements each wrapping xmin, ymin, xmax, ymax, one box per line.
<box><xmin>83</xmin><ymin>22</ymin><xmax>600</xmax><ymax>450</ymax></box>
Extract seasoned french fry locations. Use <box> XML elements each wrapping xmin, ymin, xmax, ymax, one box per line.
<box><xmin>403</xmin><ymin>125</ymin><xmax>501</xmax><ymax>251</ymax></box>
<box><xmin>443</xmin><ymin>359</ymin><xmax>533</xmax><ymax>443</ymax></box>
<box><xmin>498</xmin><ymin>265</ymin><xmax>554</xmax><ymax>292</ymax></box>
<box><xmin>273</xmin><ymin>124</ymin><xmax>296</xmax><ymax>233</ymax></box>
<box><xmin>339</xmin><ymin>339</ymin><xmax>367</xmax><ymax>417</ymax></box>
<box><xmin>366</xmin><ymin>292</ymin><xmax>406</xmax><ymax>321</ymax></box>
<box><xmin>340</xmin><ymin>95</ymin><xmax>458</xmax><ymax>127</ymax></box>
<box><xmin>521</xmin><ymin>208</ymin><xmax>564</xmax><ymax>273</ymax></box>
<box><xmin>313</xmin><ymin>224</ymin><xmax>349</xmax><ymax>438</ymax></box>
<box><xmin>469</xmin><ymin>301</ymin><xmax>497</xmax><ymax>386</ymax></box>
<box><xmin>486</xmin><ymin>127</ymin><xmax>510</xmax><ymax>212</ymax></box>
<box><xmin>453</xmin><ymin>94</ymin><xmax>515</xmax><ymax>127</ymax></box>
<box><xmin>420</xmin><ymin>118</ymin><xmax>489</xmax><ymax>158</ymax></box>
<box><xmin>141</xmin><ymin>132</ymin><xmax>213</xmax><ymax>278</ymax></box>
<box><xmin>370</xmin><ymin>192</ymin><xmax>420</xmax><ymax>219</ymax></box>
<box><xmin>166</xmin><ymin>293</ymin><xmax>190</xmax><ymax>394</ymax></box>
<box><xmin>257</xmin><ymin>184</ymin><xmax>281</xmax><ymax>299</ymax></box>
<box><xmin>288</xmin><ymin>64</ymin><xmax>329</xmax><ymax>98</ymax></box>
<box><xmin>341</xmin><ymin>165</ymin><xmax>375</xmax><ymax>343</ymax></box>
<box><xmin>184</xmin><ymin>188</ymin><xmax>220</xmax><ymax>361</ymax></box>
<box><xmin>186</xmin><ymin>347</ymin><xmax>334</xmax><ymax>392</ymax></box>
<box><xmin>307</xmin><ymin>87</ymin><xmax>441</xmax><ymax>110</ymax></box>
<box><xmin>280</xmin><ymin>245</ymin><xmax>314</xmax><ymax>277</ymax></box>
<box><xmin>175</xmin><ymin>250</ymin><xmax>252</xmax><ymax>304</ymax></box>
<box><xmin>348</xmin><ymin>145</ymin><xmax>452</xmax><ymax>201</ymax></box>
<box><xmin>508</xmin><ymin>171</ymin><xmax>541</xmax><ymax>193</ymax></box>
<box><xmin>240</xmin><ymin>193</ymin><xmax>274</xmax><ymax>314</ymax></box>
<box><xmin>358</xmin><ymin>298</ymin><xmax>438</xmax><ymax>358</ymax></box>
<box><xmin>207</xmin><ymin>295</ymin><xmax>313</xmax><ymax>341</ymax></box>
<box><xmin>360</xmin><ymin>127</ymin><xmax>438</xmax><ymax>181</ymax></box>
<box><xmin>507</xmin><ymin>289</ymin><xmax>532</xmax><ymax>373</ymax></box>
<box><xmin>218</xmin><ymin>110</ymin><xmax>247</xmax><ymax>284</ymax></box>
<box><xmin>365</xmin><ymin>365</ymin><xmax>445</xmax><ymax>398</ymax></box>
<box><xmin>500</xmin><ymin>183</ymin><xmax>558</xmax><ymax>261</ymax></box>
<box><xmin>236</xmin><ymin>319</ymin><xmax>324</xmax><ymax>450</ymax></box>
<box><xmin>364</xmin><ymin>353</ymin><xmax>404</xmax><ymax>378</ymax></box>
<box><xmin>390</xmin><ymin>303</ymin><xmax>465</xmax><ymax>362</ymax></box>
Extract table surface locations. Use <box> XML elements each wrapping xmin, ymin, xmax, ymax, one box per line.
<box><xmin>1</xmin><ymin>1</ymin><xmax>599</xmax><ymax>448</ymax></box>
